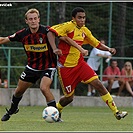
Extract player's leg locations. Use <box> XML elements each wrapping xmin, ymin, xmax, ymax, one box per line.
<box><xmin>56</xmin><ymin>86</ymin><xmax>75</xmax><ymax>122</ymax></box>
<box><xmin>56</xmin><ymin>94</ymin><xmax>74</xmax><ymax>113</ymax></box>
<box><xmin>56</xmin><ymin>66</ymin><xmax>77</xmax><ymax>121</ymax></box>
<box><xmin>90</xmin><ymin>79</ymin><xmax>128</xmax><ymax>120</ymax></box>
<box><xmin>1</xmin><ymin>67</ymin><xmax>36</xmax><ymax>121</ymax></box>
<box><xmin>40</xmin><ymin>69</ymin><xmax>62</xmax><ymax>122</ymax></box>
<box><xmin>10</xmin><ymin>79</ymin><xmax>32</xmax><ymax>112</ymax></box>
<box><xmin>56</xmin><ymin>94</ymin><xmax>74</xmax><ymax>122</ymax></box>
<box><xmin>1</xmin><ymin>79</ymin><xmax>32</xmax><ymax>121</ymax></box>
<box><xmin>90</xmin><ymin>78</ymin><xmax>118</xmax><ymax>112</ymax></box>
<box><xmin>81</xmin><ymin>62</ymin><xmax>118</xmax><ymax>113</ymax></box>
<box><xmin>40</xmin><ymin>68</ymin><xmax>57</xmax><ymax>108</ymax></box>
<box><xmin>40</xmin><ymin>76</ymin><xmax>57</xmax><ymax>108</ymax></box>
<box><xmin>81</xmin><ymin>61</ymin><xmax>128</xmax><ymax>120</ymax></box>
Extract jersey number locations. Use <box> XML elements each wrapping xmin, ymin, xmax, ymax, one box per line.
<box><xmin>66</xmin><ymin>85</ymin><xmax>71</xmax><ymax>93</ymax></box>
<box><xmin>20</xmin><ymin>72</ymin><xmax>26</xmax><ymax>79</ymax></box>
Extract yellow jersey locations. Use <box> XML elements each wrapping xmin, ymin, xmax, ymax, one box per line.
<box><xmin>50</xmin><ymin>20</ymin><xmax>100</xmax><ymax>67</ymax></box>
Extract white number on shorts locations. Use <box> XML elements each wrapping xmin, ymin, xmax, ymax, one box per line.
<box><xmin>66</xmin><ymin>85</ymin><xmax>71</xmax><ymax>93</ymax></box>
<box><xmin>20</xmin><ymin>72</ymin><xmax>26</xmax><ymax>79</ymax></box>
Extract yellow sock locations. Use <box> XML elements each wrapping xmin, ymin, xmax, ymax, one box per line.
<box><xmin>101</xmin><ymin>92</ymin><xmax>118</xmax><ymax>114</ymax></box>
<box><xmin>56</xmin><ymin>102</ymin><xmax>63</xmax><ymax>113</ymax></box>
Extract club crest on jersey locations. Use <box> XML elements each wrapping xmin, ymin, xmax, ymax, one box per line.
<box><xmin>24</xmin><ymin>43</ymin><xmax>48</xmax><ymax>52</ymax></box>
<box><xmin>82</xmin><ymin>33</ymin><xmax>85</xmax><ymax>38</ymax></box>
<box><xmin>39</xmin><ymin>37</ymin><xmax>43</xmax><ymax>44</ymax></box>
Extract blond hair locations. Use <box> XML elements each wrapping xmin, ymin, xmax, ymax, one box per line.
<box><xmin>124</xmin><ymin>61</ymin><xmax>133</xmax><ymax>76</ymax></box>
<box><xmin>25</xmin><ymin>8</ymin><xmax>40</xmax><ymax>19</ymax></box>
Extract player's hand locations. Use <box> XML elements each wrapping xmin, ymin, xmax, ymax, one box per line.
<box><xmin>81</xmin><ymin>49</ymin><xmax>88</xmax><ymax>56</ymax></box>
<box><xmin>53</xmin><ymin>48</ymin><xmax>62</xmax><ymax>55</ymax></box>
<box><xmin>109</xmin><ymin>48</ymin><xmax>116</xmax><ymax>55</ymax></box>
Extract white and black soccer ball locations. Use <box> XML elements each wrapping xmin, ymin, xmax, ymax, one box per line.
<box><xmin>42</xmin><ymin>106</ymin><xmax>59</xmax><ymax>123</ymax></box>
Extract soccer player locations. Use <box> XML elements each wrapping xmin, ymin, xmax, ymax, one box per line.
<box><xmin>0</xmin><ymin>8</ymin><xmax>63</xmax><ymax>121</ymax></box>
<box><xmin>49</xmin><ymin>7</ymin><xmax>128</xmax><ymax>121</ymax></box>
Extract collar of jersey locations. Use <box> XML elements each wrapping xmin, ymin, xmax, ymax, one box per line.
<box><xmin>71</xmin><ymin>20</ymin><xmax>85</xmax><ymax>29</ymax></box>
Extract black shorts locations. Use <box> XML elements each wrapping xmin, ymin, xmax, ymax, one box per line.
<box><xmin>19</xmin><ymin>66</ymin><xmax>56</xmax><ymax>84</ymax></box>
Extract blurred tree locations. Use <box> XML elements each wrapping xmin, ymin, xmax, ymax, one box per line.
<box><xmin>115</xmin><ymin>3</ymin><xmax>127</xmax><ymax>68</ymax></box>
<box><xmin>55</xmin><ymin>2</ymin><xmax>66</xmax><ymax>23</ymax></box>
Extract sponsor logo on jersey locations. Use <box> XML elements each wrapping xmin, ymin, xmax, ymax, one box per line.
<box><xmin>24</xmin><ymin>43</ymin><xmax>48</xmax><ymax>52</ymax></box>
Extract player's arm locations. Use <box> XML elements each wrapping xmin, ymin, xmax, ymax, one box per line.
<box><xmin>84</xmin><ymin>28</ymin><xmax>116</xmax><ymax>55</ymax></box>
<box><xmin>97</xmin><ymin>43</ymin><xmax>116</xmax><ymax>55</ymax></box>
<box><xmin>59</xmin><ymin>36</ymin><xmax>88</xmax><ymax>56</ymax></box>
<box><xmin>50</xmin><ymin>23</ymin><xmax>88</xmax><ymax>56</ymax></box>
<box><xmin>0</xmin><ymin>37</ymin><xmax>10</xmax><ymax>44</ymax></box>
<box><xmin>47</xmin><ymin>32</ymin><xmax>62</xmax><ymax>55</ymax></box>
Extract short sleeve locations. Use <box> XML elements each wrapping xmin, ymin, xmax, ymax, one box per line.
<box><xmin>82</xmin><ymin>27</ymin><xmax>100</xmax><ymax>47</ymax></box>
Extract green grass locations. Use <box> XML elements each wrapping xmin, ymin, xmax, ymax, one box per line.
<box><xmin>0</xmin><ymin>106</ymin><xmax>132</xmax><ymax>132</ymax></box>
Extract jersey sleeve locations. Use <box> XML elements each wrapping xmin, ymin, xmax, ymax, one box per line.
<box><xmin>8</xmin><ymin>28</ymin><xmax>25</xmax><ymax>42</ymax></box>
<box><xmin>83</xmin><ymin>27</ymin><xmax>100</xmax><ymax>47</ymax></box>
<box><xmin>50</xmin><ymin>22</ymin><xmax>71</xmax><ymax>37</ymax></box>
<box><xmin>44</xmin><ymin>26</ymin><xmax>51</xmax><ymax>34</ymax></box>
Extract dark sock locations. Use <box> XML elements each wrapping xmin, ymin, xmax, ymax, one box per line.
<box><xmin>47</xmin><ymin>100</ymin><xmax>56</xmax><ymax>108</ymax></box>
<box><xmin>9</xmin><ymin>95</ymin><xmax>22</xmax><ymax>114</ymax></box>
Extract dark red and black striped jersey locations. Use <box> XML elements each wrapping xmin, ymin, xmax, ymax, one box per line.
<box><xmin>8</xmin><ymin>25</ymin><xmax>57</xmax><ymax>70</ymax></box>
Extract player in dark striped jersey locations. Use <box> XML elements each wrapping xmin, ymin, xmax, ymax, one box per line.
<box><xmin>0</xmin><ymin>8</ymin><xmax>62</xmax><ymax>121</ymax></box>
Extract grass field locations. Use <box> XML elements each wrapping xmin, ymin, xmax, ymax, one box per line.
<box><xmin>0</xmin><ymin>105</ymin><xmax>132</xmax><ymax>132</ymax></box>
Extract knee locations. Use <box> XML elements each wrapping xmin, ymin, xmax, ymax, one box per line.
<box><xmin>90</xmin><ymin>79</ymin><xmax>108</xmax><ymax>93</ymax></box>
<box><xmin>40</xmin><ymin>85</ymin><xmax>49</xmax><ymax>92</ymax></box>
<box><xmin>91</xmin><ymin>79</ymin><xmax>104</xmax><ymax>88</ymax></box>
<box><xmin>119</xmin><ymin>80</ymin><xmax>125</xmax><ymax>85</ymax></box>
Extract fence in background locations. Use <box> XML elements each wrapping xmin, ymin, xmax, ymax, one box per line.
<box><xmin>0</xmin><ymin>47</ymin><xmax>133</xmax><ymax>89</ymax></box>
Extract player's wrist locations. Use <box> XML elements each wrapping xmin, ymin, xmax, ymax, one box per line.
<box><xmin>108</xmin><ymin>48</ymin><xmax>111</xmax><ymax>52</ymax></box>
<box><xmin>53</xmin><ymin>48</ymin><xmax>58</xmax><ymax>53</ymax></box>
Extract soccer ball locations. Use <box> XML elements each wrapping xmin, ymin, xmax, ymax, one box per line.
<box><xmin>42</xmin><ymin>106</ymin><xmax>59</xmax><ymax>123</ymax></box>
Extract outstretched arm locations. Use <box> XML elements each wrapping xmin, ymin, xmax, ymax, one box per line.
<box><xmin>59</xmin><ymin>36</ymin><xmax>88</xmax><ymax>56</ymax></box>
<box><xmin>0</xmin><ymin>37</ymin><xmax>10</xmax><ymax>44</ymax></box>
<box><xmin>97</xmin><ymin>43</ymin><xmax>116</xmax><ymax>55</ymax></box>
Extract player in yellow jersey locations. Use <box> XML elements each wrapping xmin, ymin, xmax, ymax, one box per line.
<box><xmin>49</xmin><ymin>7</ymin><xmax>128</xmax><ymax>122</ymax></box>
